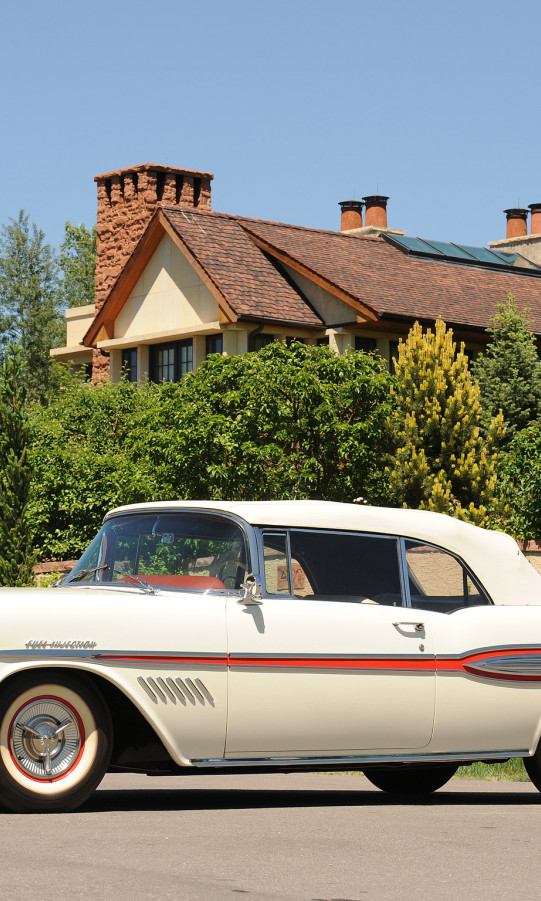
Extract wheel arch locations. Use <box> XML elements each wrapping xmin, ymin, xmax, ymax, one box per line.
<box><xmin>0</xmin><ymin>664</ymin><xmax>179</xmax><ymax>773</ymax></box>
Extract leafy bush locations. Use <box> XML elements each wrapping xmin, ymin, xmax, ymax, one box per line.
<box><xmin>28</xmin><ymin>344</ymin><xmax>394</xmax><ymax>560</ymax></box>
<box><xmin>498</xmin><ymin>424</ymin><xmax>541</xmax><ymax>538</ymax></box>
<box><xmin>168</xmin><ymin>341</ymin><xmax>394</xmax><ymax>503</ymax></box>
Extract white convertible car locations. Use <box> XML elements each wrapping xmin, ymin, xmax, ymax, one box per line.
<box><xmin>2</xmin><ymin>500</ymin><xmax>541</xmax><ymax>812</ymax></box>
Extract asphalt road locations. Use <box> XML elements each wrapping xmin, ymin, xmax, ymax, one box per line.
<box><xmin>0</xmin><ymin>772</ymin><xmax>539</xmax><ymax>901</ymax></box>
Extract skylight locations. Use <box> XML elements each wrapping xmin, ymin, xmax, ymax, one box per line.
<box><xmin>385</xmin><ymin>234</ymin><xmax>541</xmax><ymax>272</ymax></box>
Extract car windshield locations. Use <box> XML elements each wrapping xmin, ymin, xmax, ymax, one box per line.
<box><xmin>63</xmin><ymin>512</ymin><xmax>249</xmax><ymax>592</ymax></box>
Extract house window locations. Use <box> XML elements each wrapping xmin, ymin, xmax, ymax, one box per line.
<box><xmin>206</xmin><ymin>334</ymin><xmax>223</xmax><ymax>357</ymax></box>
<box><xmin>251</xmin><ymin>334</ymin><xmax>275</xmax><ymax>352</ymax></box>
<box><xmin>389</xmin><ymin>340</ymin><xmax>400</xmax><ymax>365</ymax></box>
<box><xmin>355</xmin><ymin>336</ymin><xmax>377</xmax><ymax>353</ymax></box>
<box><xmin>285</xmin><ymin>337</ymin><xmax>306</xmax><ymax>347</ymax></box>
<box><xmin>149</xmin><ymin>340</ymin><xmax>193</xmax><ymax>383</ymax></box>
<box><xmin>317</xmin><ymin>337</ymin><xmax>330</xmax><ymax>346</ymax></box>
<box><xmin>121</xmin><ymin>348</ymin><xmax>138</xmax><ymax>382</ymax></box>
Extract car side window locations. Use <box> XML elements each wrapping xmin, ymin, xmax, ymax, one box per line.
<box><xmin>263</xmin><ymin>529</ymin><xmax>404</xmax><ymax>605</ymax></box>
<box><xmin>405</xmin><ymin>540</ymin><xmax>491</xmax><ymax>612</ymax></box>
<box><xmin>262</xmin><ymin>532</ymin><xmax>290</xmax><ymax>594</ymax></box>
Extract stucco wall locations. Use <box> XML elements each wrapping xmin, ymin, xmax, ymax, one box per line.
<box><xmin>65</xmin><ymin>305</ymin><xmax>95</xmax><ymax>346</ymax></box>
<box><xmin>114</xmin><ymin>234</ymin><xmax>219</xmax><ymax>339</ymax></box>
<box><xmin>488</xmin><ymin>235</ymin><xmax>541</xmax><ymax>266</ymax></box>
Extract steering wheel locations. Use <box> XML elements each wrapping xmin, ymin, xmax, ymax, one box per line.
<box><xmin>218</xmin><ymin>560</ymin><xmax>248</xmax><ymax>589</ymax></box>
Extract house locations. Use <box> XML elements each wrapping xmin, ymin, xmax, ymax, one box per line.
<box><xmin>52</xmin><ymin>163</ymin><xmax>541</xmax><ymax>382</ymax></box>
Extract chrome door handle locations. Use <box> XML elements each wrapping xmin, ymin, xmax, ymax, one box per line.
<box><xmin>393</xmin><ymin>621</ymin><xmax>424</xmax><ymax>633</ymax></box>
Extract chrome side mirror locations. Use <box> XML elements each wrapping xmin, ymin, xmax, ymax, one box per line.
<box><xmin>239</xmin><ymin>573</ymin><xmax>263</xmax><ymax>606</ymax></box>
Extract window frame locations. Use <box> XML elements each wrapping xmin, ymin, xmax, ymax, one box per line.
<box><xmin>401</xmin><ymin>537</ymin><xmax>493</xmax><ymax>612</ymax></box>
<box><xmin>355</xmin><ymin>336</ymin><xmax>377</xmax><ymax>353</ymax></box>
<box><xmin>257</xmin><ymin>528</ymin><xmax>493</xmax><ymax>611</ymax></box>
<box><xmin>259</xmin><ymin>527</ymin><xmax>406</xmax><ymax>605</ymax></box>
<box><xmin>64</xmin><ymin>509</ymin><xmax>254</xmax><ymax>595</ymax></box>
<box><xmin>250</xmin><ymin>334</ymin><xmax>275</xmax><ymax>352</ymax></box>
<box><xmin>206</xmin><ymin>333</ymin><xmax>223</xmax><ymax>357</ymax></box>
<box><xmin>121</xmin><ymin>347</ymin><xmax>138</xmax><ymax>382</ymax></box>
<box><xmin>149</xmin><ymin>339</ymin><xmax>193</xmax><ymax>383</ymax></box>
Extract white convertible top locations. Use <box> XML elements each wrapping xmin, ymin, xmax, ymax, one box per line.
<box><xmin>106</xmin><ymin>500</ymin><xmax>541</xmax><ymax>606</ymax></box>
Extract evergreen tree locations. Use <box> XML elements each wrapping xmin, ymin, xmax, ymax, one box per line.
<box><xmin>386</xmin><ymin>318</ymin><xmax>506</xmax><ymax>527</ymax></box>
<box><xmin>472</xmin><ymin>292</ymin><xmax>541</xmax><ymax>439</ymax></box>
<box><xmin>57</xmin><ymin>222</ymin><xmax>96</xmax><ymax>308</ymax></box>
<box><xmin>0</xmin><ymin>210</ymin><xmax>63</xmax><ymax>402</ymax></box>
<box><xmin>0</xmin><ymin>345</ymin><xmax>35</xmax><ymax>586</ymax></box>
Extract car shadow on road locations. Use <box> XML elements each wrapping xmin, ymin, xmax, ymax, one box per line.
<box><xmin>74</xmin><ymin>786</ymin><xmax>541</xmax><ymax>813</ymax></box>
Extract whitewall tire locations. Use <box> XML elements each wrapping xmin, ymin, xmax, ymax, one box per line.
<box><xmin>0</xmin><ymin>674</ymin><xmax>112</xmax><ymax>812</ymax></box>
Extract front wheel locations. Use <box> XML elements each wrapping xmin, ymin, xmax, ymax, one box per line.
<box><xmin>0</xmin><ymin>673</ymin><xmax>112</xmax><ymax>813</ymax></box>
<box><xmin>364</xmin><ymin>763</ymin><xmax>458</xmax><ymax>794</ymax></box>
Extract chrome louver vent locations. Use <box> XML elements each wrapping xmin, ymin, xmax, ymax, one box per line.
<box><xmin>137</xmin><ymin>675</ymin><xmax>214</xmax><ymax>706</ymax></box>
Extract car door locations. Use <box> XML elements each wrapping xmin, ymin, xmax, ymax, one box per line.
<box><xmin>225</xmin><ymin>528</ymin><xmax>436</xmax><ymax>757</ymax></box>
<box><xmin>62</xmin><ymin>509</ymin><xmax>249</xmax><ymax>762</ymax></box>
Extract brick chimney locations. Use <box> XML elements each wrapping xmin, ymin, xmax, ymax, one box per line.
<box><xmin>94</xmin><ymin>163</ymin><xmax>213</xmax><ymax>312</ymax></box>
<box><xmin>363</xmin><ymin>195</ymin><xmax>389</xmax><ymax>228</ymax></box>
<box><xmin>504</xmin><ymin>207</ymin><xmax>528</xmax><ymax>239</ymax></box>
<box><xmin>339</xmin><ymin>200</ymin><xmax>363</xmax><ymax>231</ymax></box>
<box><xmin>92</xmin><ymin>163</ymin><xmax>213</xmax><ymax>379</ymax></box>
<box><xmin>529</xmin><ymin>203</ymin><xmax>541</xmax><ymax>235</ymax></box>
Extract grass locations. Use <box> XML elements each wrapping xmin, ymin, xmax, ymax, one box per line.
<box><xmin>327</xmin><ymin>758</ymin><xmax>531</xmax><ymax>782</ymax></box>
<box><xmin>455</xmin><ymin>758</ymin><xmax>529</xmax><ymax>782</ymax></box>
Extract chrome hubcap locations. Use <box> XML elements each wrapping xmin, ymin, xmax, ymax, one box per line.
<box><xmin>10</xmin><ymin>699</ymin><xmax>82</xmax><ymax>779</ymax></box>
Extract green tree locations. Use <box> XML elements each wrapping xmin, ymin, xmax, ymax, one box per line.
<box><xmin>57</xmin><ymin>222</ymin><xmax>96</xmax><ymax>308</ymax></box>
<box><xmin>28</xmin><ymin>343</ymin><xmax>394</xmax><ymax>560</ymax></box>
<box><xmin>472</xmin><ymin>292</ymin><xmax>541</xmax><ymax>439</ymax></box>
<box><xmin>168</xmin><ymin>341</ymin><xmax>393</xmax><ymax>503</ymax></box>
<box><xmin>0</xmin><ymin>210</ymin><xmax>63</xmax><ymax>402</ymax></box>
<box><xmin>0</xmin><ymin>345</ymin><xmax>35</xmax><ymax>585</ymax></box>
<box><xmin>498</xmin><ymin>425</ymin><xmax>541</xmax><ymax>538</ymax></box>
<box><xmin>28</xmin><ymin>373</ymin><xmax>163</xmax><ymax>560</ymax></box>
<box><xmin>386</xmin><ymin>318</ymin><xmax>506</xmax><ymax>526</ymax></box>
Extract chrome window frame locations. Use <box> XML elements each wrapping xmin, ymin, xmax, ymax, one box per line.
<box><xmin>64</xmin><ymin>508</ymin><xmax>257</xmax><ymax>596</ymax></box>
<box><xmin>400</xmin><ymin>536</ymin><xmax>494</xmax><ymax>611</ymax></box>
<box><xmin>257</xmin><ymin>527</ymin><xmax>405</xmax><ymax>605</ymax></box>
<box><xmin>255</xmin><ymin>527</ymin><xmax>493</xmax><ymax>610</ymax></box>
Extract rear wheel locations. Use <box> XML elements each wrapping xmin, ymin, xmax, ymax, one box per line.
<box><xmin>0</xmin><ymin>674</ymin><xmax>112</xmax><ymax>813</ymax></box>
<box><xmin>523</xmin><ymin>748</ymin><xmax>541</xmax><ymax>792</ymax></box>
<box><xmin>364</xmin><ymin>763</ymin><xmax>458</xmax><ymax>794</ymax></box>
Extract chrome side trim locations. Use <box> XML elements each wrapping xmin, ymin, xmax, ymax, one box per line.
<box><xmin>467</xmin><ymin>655</ymin><xmax>541</xmax><ymax>676</ymax></box>
<box><xmin>438</xmin><ymin>644</ymin><xmax>541</xmax><ymax>660</ymax></box>
<box><xmin>0</xmin><ymin>648</ymin><xmax>228</xmax><ymax>662</ymax></box>
<box><xmin>227</xmin><ymin>652</ymin><xmax>433</xmax><ymax>661</ymax></box>
<box><xmin>191</xmin><ymin>749</ymin><xmax>530</xmax><ymax>768</ymax></box>
<box><xmin>137</xmin><ymin>675</ymin><xmax>215</xmax><ymax>706</ymax></box>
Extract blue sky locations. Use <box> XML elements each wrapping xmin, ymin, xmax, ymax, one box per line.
<box><xmin>1</xmin><ymin>0</ymin><xmax>540</xmax><ymax>251</ymax></box>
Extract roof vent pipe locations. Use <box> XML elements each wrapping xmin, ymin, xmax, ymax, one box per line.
<box><xmin>529</xmin><ymin>203</ymin><xmax>541</xmax><ymax>236</ymax></box>
<box><xmin>339</xmin><ymin>200</ymin><xmax>363</xmax><ymax>231</ymax></box>
<box><xmin>504</xmin><ymin>208</ymin><xmax>528</xmax><ymax>239</ymax></box>
<box><xmin>363</xmin><ymin>195</ymin><xmax>389</xmax><ymax>228</ymax></box>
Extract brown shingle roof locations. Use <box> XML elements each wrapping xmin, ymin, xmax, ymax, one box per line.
<box><xmin>238</xmin><ymin>218</ymin><xmax>541</xmax><ymax>333</ymax></box>
<box><xmin>161</xmin><ymin>207</ymin><xmax>323</xmax><ymax>326</ymax></box>
<box><xmin>88</xmin><ymin>204</ymin><xmax>541</xmax><ymax>346</ymax></box>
